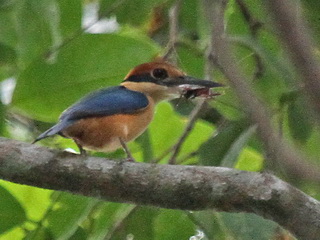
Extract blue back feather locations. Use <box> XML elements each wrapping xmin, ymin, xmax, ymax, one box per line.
<box><xmin>34</xmin><ymin>86</ymin><xmax>149</xmax><ymax>142</ymax></box>
<box><xmin>60</xmin><ymin>86</ymin><xmax>148</xmax><ymax>121</ymax></box>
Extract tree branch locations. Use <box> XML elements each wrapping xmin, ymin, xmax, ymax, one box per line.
<box><xmin>162</xmin><ymin>0</ymin><xmax>183</xmax><ymax>63</ymax></box>
<box><xmin>168</xmin><ymin>99</ymin><xmax>206</xmax><ymax>164</ymax></box>
<box><xmin>211</xmin><ymin>0</ymin><xmax>320</xmax><ymax>183</ymax></box>
<box><xmin>0</xmin><ymin>138</ymin><xmax>319</xmax><ymax>239</ymax></box>
<box><xmin>267</xmin><ymin>0</ymin><xmax>320</xmax><ymax>121</ymax></box>
<box><xmin>235</xmin><ymin>0</ymin><xmax>264</xmax><ymax>80</ymax></box>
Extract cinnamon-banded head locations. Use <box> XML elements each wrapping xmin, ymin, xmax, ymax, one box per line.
<box><xmin>121</xmin><ymin>61</ymin><xmax>224</xmax><ymax>102</ymax></box>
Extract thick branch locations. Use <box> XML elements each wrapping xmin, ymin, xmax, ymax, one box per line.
<box><xmin>0</xmin><ymin>138</ymin><xmax>319</xmax><ymax>239</ymax></box>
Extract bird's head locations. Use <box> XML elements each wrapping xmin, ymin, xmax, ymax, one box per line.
<box><xmin>121</xmin><ymin>61</ymin><xmax>223</xmax><ymax>103</ymax></box>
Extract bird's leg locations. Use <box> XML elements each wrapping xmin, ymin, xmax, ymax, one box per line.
<box><xmin>75</xmin><ymin>141</ymin><xmax>87</xmax><ymax>156</ymax></box>
<box><xmin>119</xmin><ymin>138</ymin><xmax>135</xmax><ymax>161</ymax></box>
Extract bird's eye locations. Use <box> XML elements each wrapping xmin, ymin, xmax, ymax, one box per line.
<box><xmin>151</xmin><ymin>68</ymin><xmax>168</xmax><ymax>80</ymax></box>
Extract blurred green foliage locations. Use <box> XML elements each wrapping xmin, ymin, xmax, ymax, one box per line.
<box><xmin>0</xmin><ymin>0</ymin><xmax>318</xmax><ymax>239</ymax></box>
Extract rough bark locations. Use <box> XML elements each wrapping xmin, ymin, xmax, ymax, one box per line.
<box><xmin>0</xmin><ymin>138</ymin><xmax>319</xmax><ymax>240</ymax></box>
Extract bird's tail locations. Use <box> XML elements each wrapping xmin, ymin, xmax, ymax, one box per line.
<box><xmin>32</xmin><ymin>122</ymin><xmax>69</xmax><ymax>144</ymax></box>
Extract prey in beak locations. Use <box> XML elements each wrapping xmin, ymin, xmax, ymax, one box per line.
<box><xmin>161</xmin><ymin>76</ymin><xmax>224</xmax><ymax>100</ymax></box>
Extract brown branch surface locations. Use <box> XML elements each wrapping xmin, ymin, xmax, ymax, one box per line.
<box><xmin>0</xmin><ymin>138</ymin><xmax>319</xmax><ymax>240</ymax></box>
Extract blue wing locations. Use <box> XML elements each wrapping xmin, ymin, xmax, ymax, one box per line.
<box><xmin>34</xmin><ymin>86</ymin><xmax>149</xmax><ymax>142</ymax></box>
<box><xmin>60</xmin><ymin>86</ymin><xmax>149</xmax><ymax>121</ymax></box>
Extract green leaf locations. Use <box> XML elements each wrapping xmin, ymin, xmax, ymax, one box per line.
<box><xmin>254</xmin><ymin>67</ymin><xmax>288</xmax><ymax>109</ymax></box>
<box><xmin>149</xmin><ymin>102</ymin><xmax>186</xmax><ymax>157</ymax></box>
<box><xmin>57</xmin><ymin>0</ymin><xmax>82</xmax><ymax>37</ymax></box>
<box><xmin>177</xmin><ymin>44</ymin><xmax>205</xmax><ymax>78</ymax></box>
<box><xmin>180</xmin><ymin>113</ymin><xmax>214</xmax><ymax>162</ymax></box>
<box><xmin>235</xmin><ymin>147</ymin><xmax>264</xmax><ymax>172</ymax></box>
<box><xmin>154</xmin><ymin>210</ymin><xmax>195</xmax><ymax>240</ymax></box>
<box><xmin>0</xmin><ymin>7</ymin><xmax>17</xmax><ymax>48</ymax></box>
<box><xmin>212</xmin><ymin>88</ymin><xmax>245</xmax><ymax>121</ymax></box>
<box><xmin>228</xmin><ymin>37</ymin><xmax>289</xmax><ymax>110</ymax></box>
<box><xmin>0</xmin><ymin>0</ymin><xmax>15</xmax><ymax>9</ymax></box>
<box><xmin>301</xmin><ymin>128</ymin><xmax>320</xmax><ymax>161</ymax></box>
<box><xmin>23</xmin><ymin>227</ymin><xmax>54</xmax><ymax>240</ymax></box>
<box><xmin>0</xmin><ymin>180</ymin><xmax>52</xmax><ymax>222</ymax></box>
<box><xmin>226</xmin><ymin>0</ymin><xmax>250</xmax><ymax>36</ymax></box>
<box><xmin>91</xmin><ymin>205</ymin><xmax>157</xmax><ymax>240</ymax></box>
<box><xmin>15</xmin><ymin>0</ymin><xmax>61</xmax><ymax>67</ymax></box>
<box><xmin>0</xmin><ymin>185</ymin><xmax>26</xmax><ymax>234</ymax></box>
<box><xmin>148</xmin><ymin>102</ymin><xmax>213</xmax><ymax>162</ymax></box>
<box><xmin>69</xmin><ymin>227</ymin><xmax>88</xmax><ymax>240</ymax></box>
<box><xmin>88</xmin><ymin>203</ymin><xmax>134</xmax><ymax>240</ymax></box>
<box><xmin>0</xmin><ymin>42</ymin><xmax>17</xmax><ymax>82</ymax></box>
<box><xmin>0</xmin><ymin>227</ymin><xmax>25</xmax><ymax>240</ymax></box>
<box><xmin>180</xmin><ymin>0</ymin><xmax>199</xmax><ymax>36</ymax></box>
<box><xmin>115</xmin><ymin>207</ymin><xmax>158</xmax><ymax>240</ymax></box>
<box><xmin>12</xmin><ymin>33</ymin><xmax>160</xmax><ymax>122</ymax></box>
<box><xmin>99</xmin><ymin>0</ymin><xmax>172</xmax><ymax>26</ymax></box>
<box><xmin>46</xmin><ymin>193</ymin><xmax>98</xmax><ymax>240</ymax></box>
<box><xmin>0</xmin><ymin>43</ymin><xmax>16</xmax><ymax>66</ymax></box>
<box><xmin>303</xmin><ymin>0</ymin><xmax>320</xmax><ymax>45</ymax></box>
<box><xmin>188</xmin><ymin>211</ymin><xmax>226</xmax><ymax>239</ymax></box>
<box><xmin>220</xmin><ymin>125</ymin><xmax>256</xmax><ymax>168</ymax></box>
<box><xmin>135</xmin><ymin>130</ymin><xmax>154</xmax><ymax>162</ymax></box>
<box><xmin>219</xmin><ymin>212</ymin><xmax>278</xmax><ymax>240</ymax></box>
<box><xmin>190</xmin><ymin>211</ymin><xmax>280</xmax><ymax>239</ymax></box>
<box><xmin>198</xmin><ymin>119</ymin><xmax>250</xmax><ymax>166</ymax></box>
<box><xmin>287</xmin><ymin>97</ymin><xmax>313</xmax><ymax>143</ymax></box>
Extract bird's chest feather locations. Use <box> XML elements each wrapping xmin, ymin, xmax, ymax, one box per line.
<box><xmin>62</xmin><ymin>98</ymin><xmax>154</xmax><ymax>152</ymax></box>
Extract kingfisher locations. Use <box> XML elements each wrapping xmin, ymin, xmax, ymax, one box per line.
<box><xmin>34</xmin><ymin>61</ymin><xmax>222</xmax><ymax>159</ymax></box>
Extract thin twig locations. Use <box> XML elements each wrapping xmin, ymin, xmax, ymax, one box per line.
<box><xmin>162</xmin><ymin>0</ymin><xmax>183</xmax><ymax>63</ymax></box>
<box><xmin>104</xmin><ymin>205</ymin><xmax>138</xmax><ymax>240</ymax></box>
<box><xmin>235</xmin><ymin>0</ymin><xmax>264</xmax><ymax>80</ymax></box>
<box><xmin>176</xmin><ymin>150</ymin><xmax>198</xmax><ymax>164</ymax></box>
<box><xmin>24</xmin><ymin>192</ymin><xmax>62</xmax><ymax>238</ymax></box>
<box><xmin>45</xmin><ymin>0</ymin><xmax>127</xmax><ymax>59</ymax></box>
<box><xmin>168</xmin><ymin>99</ymin><xmax>206</xmax><ymax>164</ymax></box>
<box><xmin>235</xmin><ymin>0</ymin><xmax>262</xmax><ymax>36</ymax></box>
<box><xmin>151</xmin><ymin>146</ymin><xmax>172</xmax><ymax>163</ymax></box>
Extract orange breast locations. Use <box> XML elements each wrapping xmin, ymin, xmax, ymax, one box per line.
<box><xmin>62</xmin><ymin>97</ymin><xmax>154</xmax><ymax>152</ymax></box>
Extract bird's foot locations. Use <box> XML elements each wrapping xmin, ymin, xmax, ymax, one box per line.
<box><xmin>118</xmin><ymin>157</ymin><xmax>136</xmax><ymax>164</ymax></box>
<box><xmin>80</xmin><ymin>149</ymin><xmax>86</xmax><ymax>155</ymax></box>
<box><xmin>125</xmin><ymin>157</ymin><xmax>136</xmax><ymax>162</ymax></box>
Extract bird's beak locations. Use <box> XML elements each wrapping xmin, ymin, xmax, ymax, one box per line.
<box><xmin>162</xmin><ymin>76</ymin><xmax>224</xmax><ymax>99</ymax></box>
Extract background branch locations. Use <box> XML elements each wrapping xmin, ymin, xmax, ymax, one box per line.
<box><xmin>267</xmin><ymin>0</ymin><xmax>320</xmax><ymax>121</ymax></box>
<box><xmin>0</xmin><ymin>138</ymin><xmax>319</xmax><ymax>240</ymax></box>
<box><xmin>162</xmin><ymin>0</ymin><xmax>183</xmax><ymax>63</ymax></box>
<box><xmin>211</xmin><ymin>0</ymin><xmax>320</xmax><ymax>183</ymax></box>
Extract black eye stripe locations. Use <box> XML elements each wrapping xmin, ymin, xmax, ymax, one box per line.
<box><xmin>123</xmin><ymin>74</ymin><xmax>164</xmax><ymax>85</ymax></box>
<box><xmin>151</xmin><ymin>68</ymin><xmax>168</xmax><ymax>80</ymax></box>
